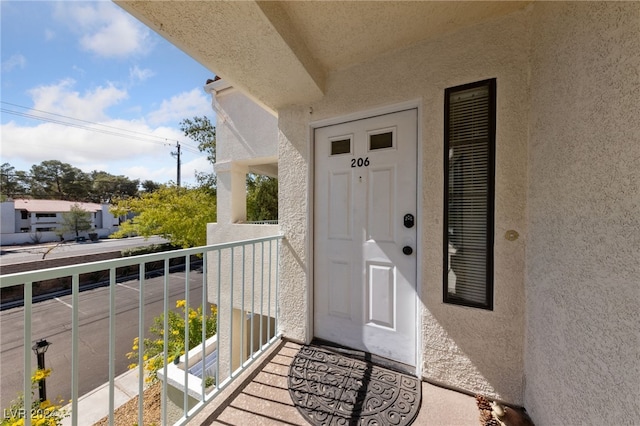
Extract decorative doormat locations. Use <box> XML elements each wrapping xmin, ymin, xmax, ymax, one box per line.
<box><xmin>288</xmin><ymin>344</ymin><xmax>421</xmax><ymax>426</ymax></box>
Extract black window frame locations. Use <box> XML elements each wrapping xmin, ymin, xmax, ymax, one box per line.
<box><xmin>443</xmin><ymin>78</ymin><xmax>496</xmax><ymax>310</ymax></box>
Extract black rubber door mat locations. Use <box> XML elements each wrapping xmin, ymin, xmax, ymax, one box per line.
<box><xmin>288</xmin><ymin>344</ymin><xmax>421</xmax><ymax>426</ymax></box>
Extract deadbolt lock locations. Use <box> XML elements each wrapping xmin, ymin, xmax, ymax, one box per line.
<box><xmin>403</xmin><ymin>214</ymin><xmax>415</xmax><ymax>229</ymax></box>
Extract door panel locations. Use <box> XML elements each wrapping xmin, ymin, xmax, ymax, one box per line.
<box><xmin>328</xmin><ymin>258</ymin><xmax>351</xmax><ymax>319</ymax></box>
<box><xmin>314</xmin><ymin>109</ymin><xmax>417</xmax><ymax>366</ymax></box>
<box><xmin>328</xmin><ymin>171</ymin><xmax>352</xmax><ymax>239</ymax></box>
<box><xmin>368</xmin><ymin>166</ymin><xmax>396</xmax><ymax>242</ymax></box>
<box><xmin>366</xmin><ymin>261</ymin><xmax>396</xmax><ymax>329</ymax></box>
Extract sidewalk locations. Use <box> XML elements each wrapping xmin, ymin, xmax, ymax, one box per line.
<box><xmin>61</xmin><ymin>368</ymin><xmax>141</xmax><ymax>426</ymax></box>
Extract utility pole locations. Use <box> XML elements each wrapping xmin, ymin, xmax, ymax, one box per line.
<box><xmin>171</xmin><ymin>142</ymin><xmax>181</xmax><ymax>187</ymax></box>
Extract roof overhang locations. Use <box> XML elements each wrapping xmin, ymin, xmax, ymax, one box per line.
<box><xmin>115</xmin><ymin>1</ymin><xmax>531</xmax><ymax>111</ymax></box>
<box><xmin>13</xmin><ymin>199</ymin><xmax>103</xmax><ymax>213</ymax></box>
<box><xmin>115</xmin><ymin>1</ymin><xmax>325</xmax><ymax>111</ymax></box>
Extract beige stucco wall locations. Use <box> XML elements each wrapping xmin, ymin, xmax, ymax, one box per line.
<box><xmin>206</xmin><ymin>224</ymin><xmax>280</xmax><ymax>381</ymax></box>
<box><xmin>208</xmin><ymin>85</ymin><xmax>279</xmax><ymax>225</ymax></box>
<box><xmin>525</xmin><ymin>2</ymin><xmax>640</xmax><ymax>424</ymax></box>
<box><xmin>205</xmin><ymin>83</ymin><xmax>282</xmax><ymax>382</ymax></box>
<box><xmin>277</xmin><ymin>7</ymin><xmax>532</xmax><ymax>403</ymax></box>
<box><xmin>211</xmin><ymin>85</ymin><xmax>278</xmax><ymax>165</ymax></box>
<box><xmin>277</xmin><ymin>108</ymin><xmax>313</xmax><ymax>344</ymax></box>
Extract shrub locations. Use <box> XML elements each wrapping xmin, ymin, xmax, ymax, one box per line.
<box><xmin>127</xmin><ymin>300</ymin><xmax>217</xmax><ymax>383</ymax></box>
<box><xmin>1</xmin><ymin>368</ymin><xmax>69</xmax><ymax>426</ymax></box>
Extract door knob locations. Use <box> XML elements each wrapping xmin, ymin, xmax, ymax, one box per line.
<box><xmin>402</xmin><ymin>246</ymin><xmax>413</xmax><ymax>255</ymax></box>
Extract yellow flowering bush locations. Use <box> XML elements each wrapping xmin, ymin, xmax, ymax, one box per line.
<box><xmin>126</xmin><ymin>300</ymin><xmax>217</xmax><ymax>383</ymax></box>
<box><xmin>1</xmin><ymin>369</ymin><xmax>68</xmax><ymax>426</ymax></box>
<box><xmin>30</xmin><ymin>369</ymin><xmax>51</xmax><ymax>383</ymax></box>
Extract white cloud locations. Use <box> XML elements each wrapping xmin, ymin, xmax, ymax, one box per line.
<box><xmin>2</xmin><ymin>71</ymin><xmax>211</xmax><ymax>184</ymax></box>
<box><xmin>122</xmin><ymin>155</ymin><xmax>211</xmax><ymax>186</ymax></box>
<box><xmin>123</xmin><ymin>164</ymin><xmax>178</xmax><ymax>184</ymax></box>
<box><xmin>1</xmin><ymin>119</ymin><xmax>187</xmax><ymax>183</ymax></box>
<box><xmin>44</xmin><ymin>28</ymin><xmax>55</xmax><ymax>41</ymax></box>
<box><xmin>183</xmin><ymin>156</ymin><xmax>213</xmax><ymax>179</ymax></box>
<box><xmin>147</xmin><ymin>89</ymin><xmax>212</xmax><ymax>126</ymax></box>
<box><xmin>55</xmin><ymin>2</ymin><xmax>152</xmax><ymax>58</ymax></box>
<box><xmin>72</xmin><ymin>65</ymin><xmax>86</xmax><ymax>78</ymax></box>
<box><xmin>28</xmin><ymin>79</ymin><xmax>128</xmax><ymax>122</ymax></box>
<box><xmin>129</xmin><ymin>66</ymin><xmax>155</xmax><ymax>84</ymax></box>
<box><xmin>2</xmin><ymin>54</ymin><xmax>26</xmax><ymax>72</ymax></box>
<box><xmin>1</xmin><ymin>75</ymin><xmax>190</xmax><ymax>183</ymax></box>
<box><xmin>1</xmin><ymin>120</ymin><xmax>174</xmax><ymax>163</ymax></box>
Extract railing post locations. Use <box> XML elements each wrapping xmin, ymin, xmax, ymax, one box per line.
<box><xmin>251</xmin><ymin>243</ymin><xmax>256</xmax><ymax>359</ymax></box>
<box><xmin>183</xmin><ymin>255</ymin><xmax>190</xmax><ymax>417</ymax></box>
<box><xmin>267</xmin><ymin>240</ymin><xmax>272</xmax><ymax>341</ymax></box>
<box><xmin>201</xmin><ymin>250</ymin><xmax>208</xmax><ymax>400</ymax></box>
<box><xmin>23</xmin><ymin>282</ymin><xmax>32</xmax><ymax>426</ymax></box>
<box><xmin>241</xmin><ymin>244</ymin><xmax>245</xmax><ymax>366</ymax></box>
<box><xmin>108</xmin><ymin>268</ymin><xmax>116</xmax><ymax>426</ymax></box>
<box><xmin>71</xmin><ymin>274</ymin><xmax>79</xmax><ymax>426</ymax></box>
<box><xmin>215</xmin><ymin>249</ymin><xmax>221</xmax><ymax>391</ymax></box>
<box><xmin>229</xmin><ymin>247</ymin><xmax>234</xmax><ymax>379</ymax></box>
<box><xmin>260</xmin><ymin>241</ymin><xmax>264</xmax><ymax>349</ymax></box>
<box><xmin>138</xmin><ymin>262</ymin><xmax>145</xmax><ymax>426</ymax></box>
<box><xmin>161</xmin><ymin>258</ymin><xmax>170</xmax><ymax>426</ymax></box>
<box><xmin>275</xmin><ymin>238</ymin><xmax>280</xmax><ymax>337</ymax></box>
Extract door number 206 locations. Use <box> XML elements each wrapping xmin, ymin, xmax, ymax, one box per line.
<box><xmin>351</xmin><ymin>157</ymin><xmax>370</xmax><ymax>168</ymax></box>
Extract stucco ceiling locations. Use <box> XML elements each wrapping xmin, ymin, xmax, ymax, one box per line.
<box><xmin>276</xmin><ymin>1</ymin><xmax>529</xmax><ymax>71</ymax></box>
<box><xmin>115</xmin><ymin>1</ymin><xmax>530</xmax><ymax>111</ymax></box>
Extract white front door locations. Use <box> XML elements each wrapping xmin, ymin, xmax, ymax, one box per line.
<box><xmin>314</xmin><ymin>109</ymin><xmax>417</xmax><ymax>366</ymax></box>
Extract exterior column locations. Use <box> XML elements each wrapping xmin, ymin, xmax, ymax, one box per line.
<box><xmin>214</xmin><ymin>161</ymin><xmax>248</xmax><ymax>224</ymax></box>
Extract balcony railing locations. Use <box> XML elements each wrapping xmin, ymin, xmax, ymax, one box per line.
<box><xmin>243</xmin><ymin>220</ymin><xmax>278</xmax><ymax>225</ymax></box>
<box><xmin>0</xmin><ymin>235</ymin><xmax>282</xmax><ymax>426</ymax></box>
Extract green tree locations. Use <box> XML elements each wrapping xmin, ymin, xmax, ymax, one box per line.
<box><xmin>89</xmin><ymin>171</ymin><xmax>139</xmax><ymax>203</ymax></box>
<box><xmin>246</xmin><ymin>174</ymin><xmax>278</xmax><ymax>221</ymax></box>
<box><xmin>58</xmin><ymin>203</ymin><xmax>93</xmax><ymax>238</ymax></box>
<box><xmin>109</xmin><ymin>116</ymin><xmax>218</xmax><ymax>248</ymax></box>
<box><xmin>29</xmin><ymin>160</ymin><xmax>92</xmax><ymax>201</ymax></box>
<box><xmin>180</xmin><ymin>116</ymin><xmax>216</xmax><ymax>165</ymax></box>
<box><xmin>179</xmin><ymin>116</ymin><xmax>216</xmax><ymax>193</ymax></box>
<box><xmin>110</xmin><ymin>185</ymin><xmax>216</xmax><ymax>248</ymax></box>
<box><xmin>141</xmin><ymin>179</ymin><xmax>161</xmax><ymax>194</ymax></box>
<box><xmin>0</xmin><ymin>163</ymin><xmax>28</xmax><ymax>200</ymax></box>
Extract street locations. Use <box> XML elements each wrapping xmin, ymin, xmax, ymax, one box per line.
<box><xmin>0</xmin><ymin>265</ymin><xmax>208</xmax><ymax>410</ymax></box>
<box><xmin>0</xmin><ymin>236</ymin><xmax>169</xmax><ymax>266</ymax></box>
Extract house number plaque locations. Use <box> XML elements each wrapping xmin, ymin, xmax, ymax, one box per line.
<box><xmin>351</xmin><ymin>157</ymin><xmax>370</xmax><ymax>168</ymax></box>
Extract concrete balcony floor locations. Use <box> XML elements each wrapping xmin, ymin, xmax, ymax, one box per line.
<box><xmin>189</xmin><ymin>339</ymin><xmax>480</xmax><ymax>425</ymax></box>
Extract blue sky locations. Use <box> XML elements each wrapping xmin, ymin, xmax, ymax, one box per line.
<box><xmin>1</xmin><ymin>0</ymin><xmax>216</xmax><ymax>186</ymax></box>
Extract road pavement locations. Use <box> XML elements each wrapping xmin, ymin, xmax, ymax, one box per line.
<box><xmin>0</xmin><ymin>266</ymin><xmax>208</xmax><ymax>410</ymax></box>
<box><xmin>0</xmin><ymin>236</ymin><xmax>169</xmax><ymax>266</ymax></box>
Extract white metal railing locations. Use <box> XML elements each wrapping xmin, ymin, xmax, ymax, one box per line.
<box><xmin>0</xmin><ymin>235</ymin><xmax>282</xmax><ymax>426</ymax></box>
<box><xmin>243</xmin><ymin>220</ymin><xmax>278</xmax><ymax>225</ymax></box>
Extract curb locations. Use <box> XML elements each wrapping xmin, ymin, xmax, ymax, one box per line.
<box><xmin>60</xmin><ymin>368</ymin><xmax>143</xmax><ymax>426</ymax></box>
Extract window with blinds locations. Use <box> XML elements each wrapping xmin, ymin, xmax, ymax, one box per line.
<box><xmin>444</xmin><ymin>79</ymin><xmax>496</xmax><ymax>310</ymax></box>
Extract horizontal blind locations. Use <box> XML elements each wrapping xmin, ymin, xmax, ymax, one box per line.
<box><xmin>445</xmin><ymin>81</ymin><xmax>494</xmax><ymax>309</ymax></box>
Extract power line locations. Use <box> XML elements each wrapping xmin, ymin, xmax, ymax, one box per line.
<box><xmin>0</xmin><ymin>101</ymin><xmax>201</xmax><ymax>152</ymax></box>
<box><xmin>1</xmin><ymin>101</ymin><xmax>178</xmax><ymax>144</ymax></box>
<box><xmin>1</xmin><ymin>108</ymin><xmax>176</xmax><ymax>147</ymax></box>
<box><xmin>178</xmin><ymin>144</ymin><xmax>201</xmax><ymax>155</ymax></box>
